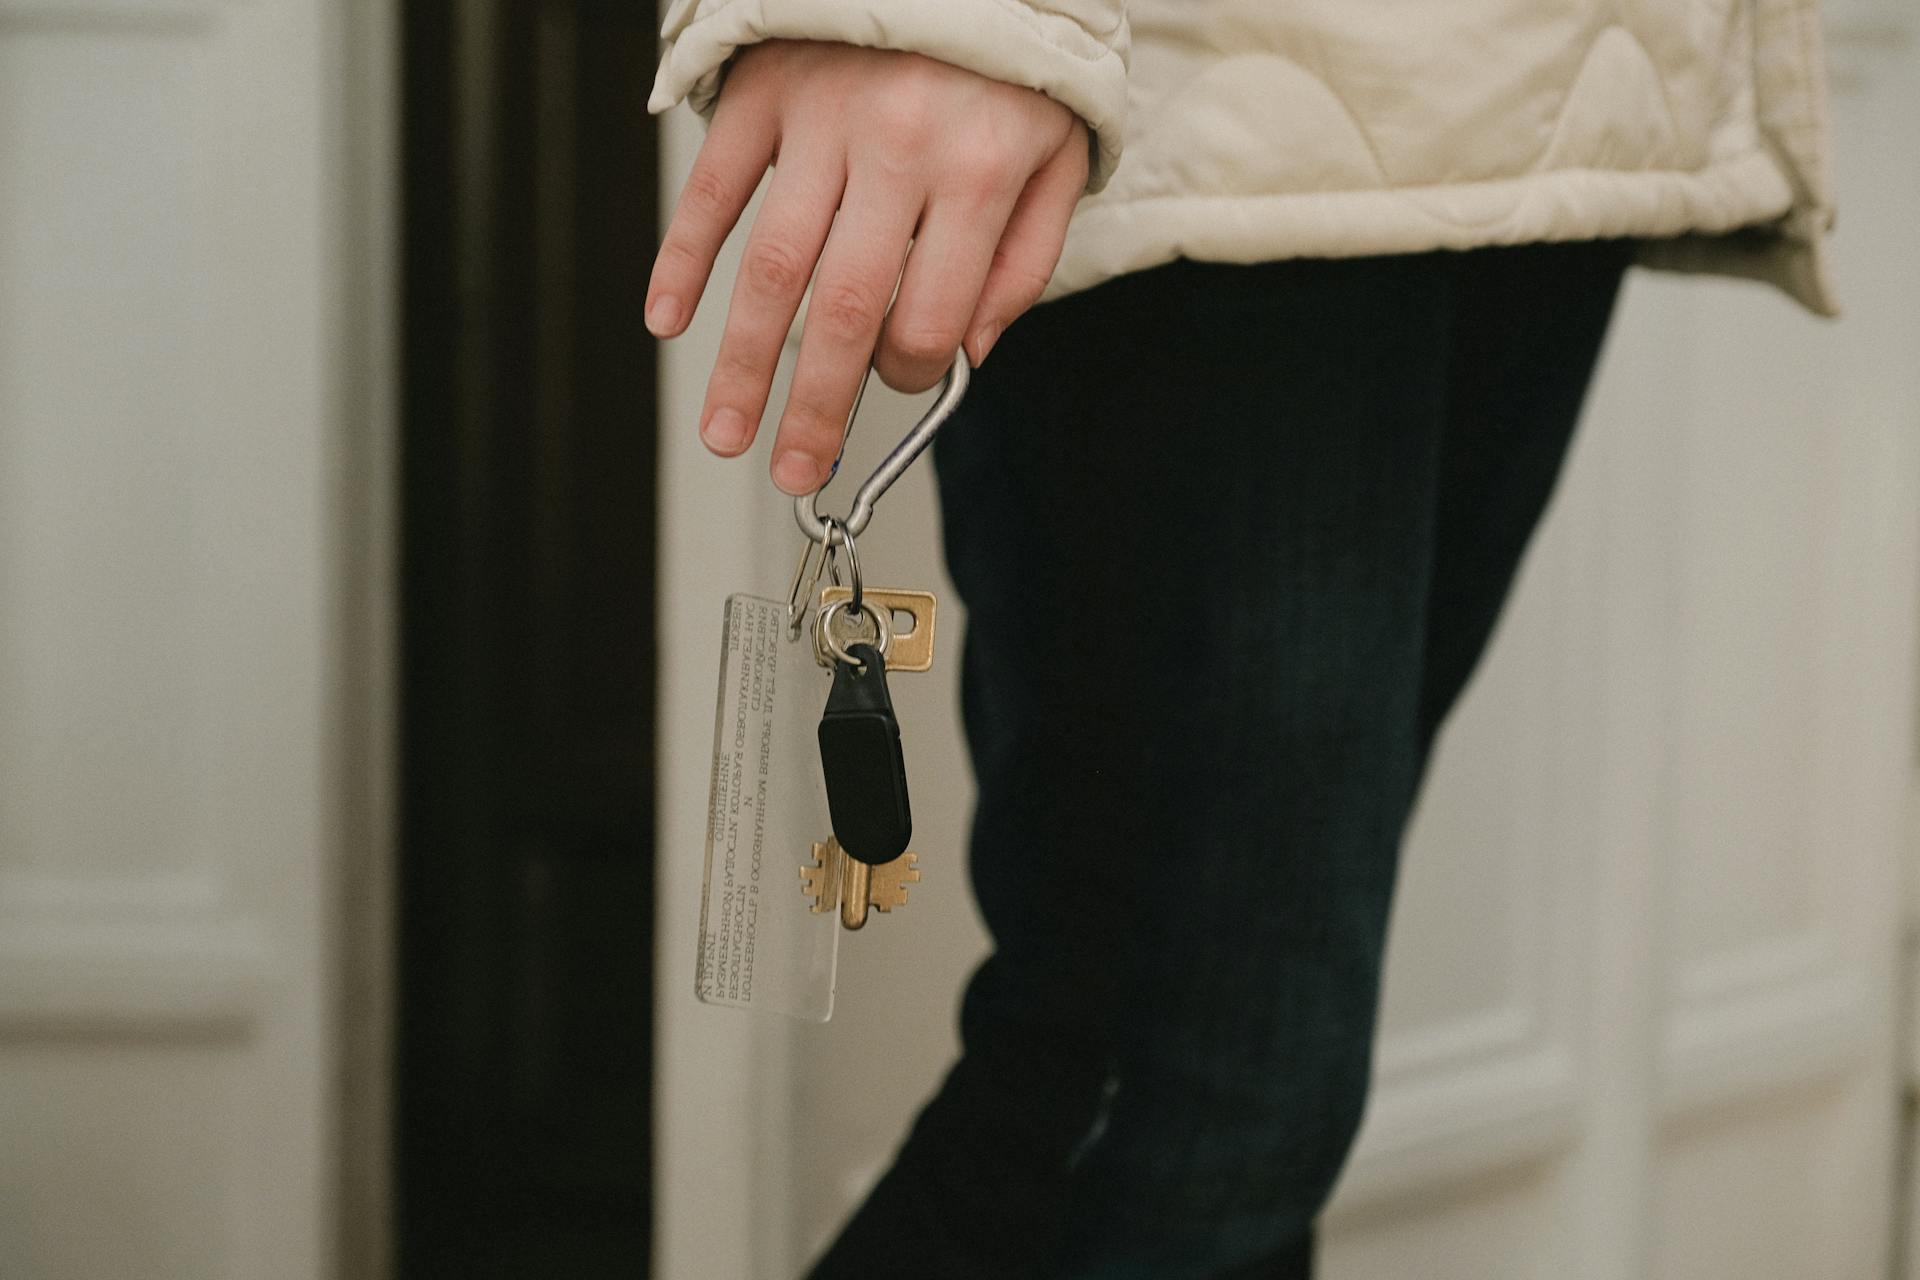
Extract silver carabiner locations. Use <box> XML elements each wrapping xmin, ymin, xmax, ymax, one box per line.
<box><xmin>794</xmin><ymin>351</ymin><xmax>971</xmax><ymax>544</ymax></box>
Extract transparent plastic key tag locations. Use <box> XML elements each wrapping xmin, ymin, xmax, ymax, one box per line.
<box><xmin>696</xmin><ymin>592</ymin><xmax>840</xmax><ymax>1020</ymax></box>
<box><xmin>696</xmin><ymin>352</ymin><xmax>969</xmax><ymax>1021</ymax></box>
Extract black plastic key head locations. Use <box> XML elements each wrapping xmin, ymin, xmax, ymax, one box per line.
<box><xmin>817</xmin><ymin>643</ymin><xmax>912</xmax><ymax>865</ymax></box>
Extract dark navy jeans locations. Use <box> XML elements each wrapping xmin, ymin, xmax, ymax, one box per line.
<box><xmin>807</xmin><ymin>241</ymin><xmax>1633</xmax><ymax>1279</ymax></box>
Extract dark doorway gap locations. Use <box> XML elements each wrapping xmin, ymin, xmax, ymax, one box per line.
<box><xmin>396</xmin><ymin>1</ymin><xmax>659</xmax><ymax>1274</ymax></box>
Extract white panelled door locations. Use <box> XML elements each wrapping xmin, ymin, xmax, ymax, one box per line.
<box><xmin>651</xmin><ymin>7</ymin><xmax>1920</xmax><ymax>1277</ymax></box>
<box><xmin>1321</xmin><ymin>0</ymin><xmax>1920</xmax><ymax>1270</ymax></box>
<box><xmin>0</xmin><ymin>1</ymin><xmax>390</xmax><ymax>1277</ymax></box>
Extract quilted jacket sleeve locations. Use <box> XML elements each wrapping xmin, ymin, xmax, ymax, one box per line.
<box><xmin>648</xmin><ymin>0</ymin><xmax>1131</xmax><ymax>192</ymax></box>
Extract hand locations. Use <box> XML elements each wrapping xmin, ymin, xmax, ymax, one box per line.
<box><xmin>645</xmin><ymin>39</ymin><xmax>1090</xmax><ymax>494</ymax></box>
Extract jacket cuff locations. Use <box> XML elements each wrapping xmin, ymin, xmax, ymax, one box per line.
<box><xmin>648</xmin><ymin>0</ymin><xmax>1129</xmax><ymax>192</ymax></box>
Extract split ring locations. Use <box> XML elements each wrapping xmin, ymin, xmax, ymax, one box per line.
<box><xmin>819</xmin><ymin>597</ymin><xmax>893</xmax><ymax>669</ymax></box>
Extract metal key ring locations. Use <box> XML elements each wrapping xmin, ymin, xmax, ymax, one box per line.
<box><xmin>795</xmin><ymin>350</ymin><xmax>971</xmax><ymax>544</ymax></box>
<box><xmin>820</xmin><ymin>515</ymin><xmax>864</xmax><ymax>614</ymax></box>
<box><xmin>819</xmin><ymin>597</ymin><xmax>893</xmax><ymax>669</ymax></box>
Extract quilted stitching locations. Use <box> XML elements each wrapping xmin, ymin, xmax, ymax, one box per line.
<box><xmin>1075</xmin><ymin>0</ymin><xmax>1831</xmax><ymax>310</ymax></box>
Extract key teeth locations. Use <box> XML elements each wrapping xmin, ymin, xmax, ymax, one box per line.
<box><xmin>805</xmin><ymin>841</ymin><xmax>921</xmax><ymax>921</ymax></box>
<box><xmin>800</xmin><ymin>840</ymin><xmax>841</xmax><ymax>913</ymax></box>
<box><xmin>867</xmin><ymin>852</ymin><xmax>920</xmax><ymax>913</ymax></box>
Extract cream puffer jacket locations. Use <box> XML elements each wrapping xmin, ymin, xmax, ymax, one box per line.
<box><xmin>650</xmin><ymin>0</ymin><xmax>1836</xmax><ymax>315</ymax></box>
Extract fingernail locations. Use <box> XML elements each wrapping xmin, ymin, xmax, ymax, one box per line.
<box><xmin>972</xmin><ymin>321</ymin><xmax>1005</xmax><ymax>364</ymax></box>
<box><xmin>772</xmin><ymin>450</ymin><xmax>821</xmax><ymax>495</ymax></box>
<box><xmin>646</xmin><ymin>295</ymin><xmax>682</xmax><ymax>337</ymax></box>
<box><xmin>703</xmin><ymin>407</ymin><xmax>749</xmax><ymax>454</ymax></box>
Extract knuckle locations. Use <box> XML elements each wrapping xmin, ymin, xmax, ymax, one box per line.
<box><xmin>653</xmin><ymin>231</ymin><xmax>707</xmax><ymax>275</ymax></box>
<box><xmin>779</xmin><ymin>396</ymin><xmax>841</xmax><ymax>451</ymax></box>
<box><xmin>873</xmin><ymin>96</ymin><xmax>936</xmax><ymax>153</ymax></box>
<box><xmin>944</xmin><ymin>137</ymin><xmax>1018</xmax><ymax>196</ymax></box>
<box><xmin>712</xmin><ymin>344</ymin><xmax>769</xmax><ymax>389</ymax></box>
<box><xmin>679</xmin><ymin>164</ymin><xmax>737</xmax><ymax>219</ymax></box>
<box><xmin>810</xmin><ymin>279</ymin><xmax>886</xmax><ymax>342</ymax></box>
<box><xmin>741</xmin><ymin>238</ymin><xmax>810</xmax><ymax>298</ymax></box>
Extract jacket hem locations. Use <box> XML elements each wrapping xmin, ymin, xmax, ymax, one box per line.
<box><xmin>1049</xmin><ymin>150</ymin><xmax>1834</xmax><ymax>314</ymax></box>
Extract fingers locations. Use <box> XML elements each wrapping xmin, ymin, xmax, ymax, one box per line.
<box><xmin>965</xmin><ymin>136</ymin><xmax>1088</xmax><ymax>366</ymax></box>
<box><xmin>646</xmin><ymin>98</ymin><xmax>777</xmax><ymax>340</ymax></box>
<box><xmin>697</xmin><ymin>144</ymin><xmax>846</xmax><ymax>459</ymax></box>
<box><xmin>770</xmin><ymin>173</ymin><xmax>921</xmax><ymax>494</ymax></box>
<box><xmin>874</xmin><ymin>188</ymin><xmax>1019</xmax><ymax>393</ymax></box>
<box><xmin>663</xmin><ymin>49</ymin><xmax>1089</xmax><ymax>495</ymax></box>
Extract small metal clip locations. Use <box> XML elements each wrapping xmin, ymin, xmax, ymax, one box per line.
<box><xmin>784</xmin><ymin>519</ymin><xmax>834</xmax><ymax>637</ymax></box>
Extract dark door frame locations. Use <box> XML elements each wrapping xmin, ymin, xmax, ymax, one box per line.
<box><xmin>396</xmin><ymin>2</ymin><xmax>659</xmax><ymax>1273</ymax></box>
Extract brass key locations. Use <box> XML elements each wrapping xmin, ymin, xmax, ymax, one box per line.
<box><xmin>817</xmin><ymin>586</ymin><xmax>937</xmax><ymax>672</ymax></box>
<box><xmin>801</xmin><ymin>836</ymin><xmax>920</xmax><ymax>930</ymax></box>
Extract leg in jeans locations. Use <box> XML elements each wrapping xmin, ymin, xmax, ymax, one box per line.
<box><xmin>807</xmin><ymin>241</ymin><xmax>1630</xmax><ymax>1280</ymax></box>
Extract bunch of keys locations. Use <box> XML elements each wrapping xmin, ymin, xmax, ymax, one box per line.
<box><xmin>793</xmin><ymin>526</ymin><xmax>931</xmax><ymax>930</ymax></box>
<box><xmin>694</xmin><ymin>356</ymin><xmax>969</xmax><ymax>1020</ymax></box>
<box><xmin>789</xmin><ymin>361</ymin><xmax>968</xmax><ymax>931</ymax></box>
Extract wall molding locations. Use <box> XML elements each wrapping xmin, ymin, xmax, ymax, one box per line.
<box><xmin>1660</xmin><ymin>968</ymin><xmax>1876</xmax><ymax>1121</ymax></box>
<box><xmin>0</xmin><ymin>906</ymin><xmax>272</xmax><ymax>1035</ymax></box>
<box><xmin>1328</xmin><ymin>1041</ymin><xmax>1580</xmax><ymax>1227</ymax></box>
